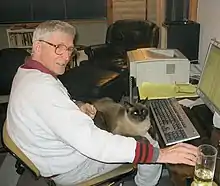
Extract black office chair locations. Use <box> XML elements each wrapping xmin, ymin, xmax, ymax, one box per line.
<box><xmin>0</xmin><ymin>48</ymin><xmax>30</xmax><ymax>95</ymax></box>
<box><xmin>84</xmin><ymin>19</ymin><xmax>159</xmax><ymax>71</ymax></box>
<box><xmin>106</xmin><ymin>19</ymin><xmax>159</xmax><ymax>50</ymax></box>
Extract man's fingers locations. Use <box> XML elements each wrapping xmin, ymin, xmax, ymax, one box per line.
<box><xmin>181</xmin><ymin>154</ymin><xmax>197</xmax><ymax>166</ymax></box>
<box><xmin>182</xmin><ymin>151</ymin><xmax>197</xmax><ymax>162</ymax></box>
<box><xmin>177</xmin><ymin>143</ymin><xmax>198</xmax><ymax>151</ymax></box>
<box><xmin>88</xmin><ymin>113</ymin><xmax>95</xmax><ymax>119</ymax></box>
<box><xmin>177</xmin><ymin>146</ymin><xmax>198</xmax><ymax>157</ymax></box>
<box><xmin>90</xmin><ymin>105</ymin><xmax>96</xmax><ymax>114</ymax></box>
<box><xmin>172</xmin><ymin>143</ymin><xmax>198</xmax><ymax>157</ymax></box>
<box><xmin>175</xmin><ymin>150</ymin><xmax>197</xmax><ymax>165</ymax></box>
<box><xmin>85</xmin><ymin>104</ymin><xmax>96</xmax><ymax>114</ymax></box>
<box><xmin>181</xmin><ymin>158</ymin><xmax>196</xmax><ymax>166</ymax></box>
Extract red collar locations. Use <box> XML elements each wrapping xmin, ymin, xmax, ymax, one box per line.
<box><xmin>21</xmin><ymin>57</ymin><xmax>57</xmax><ymax>78</ymax></box>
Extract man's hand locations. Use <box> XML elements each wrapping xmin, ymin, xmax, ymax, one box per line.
<box><xmin>79</xmin><ymin>103</ymin><xmax>97</xmax><ymax>119</ymax></box>
<box><xmin>156</xmin><ymin>143</ymin><xmax>198</xmax><ymax>166</ymax></box>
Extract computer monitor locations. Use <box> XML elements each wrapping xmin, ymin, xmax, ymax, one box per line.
<box><xmin>197</xmin><ymin>39</ymin><xmax>220</xmax><ymax>115</ymax></box>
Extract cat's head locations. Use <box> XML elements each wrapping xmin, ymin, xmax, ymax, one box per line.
<box><xmin>123</xmin><ymin>98</ymin><xmax>150</xmax><ymax>123</ymax></box>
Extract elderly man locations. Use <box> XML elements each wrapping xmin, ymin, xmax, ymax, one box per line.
<box><xmin>6</xmin><ymin>20</ymin><xmax>198</xmax><ymax>186</ymax></box>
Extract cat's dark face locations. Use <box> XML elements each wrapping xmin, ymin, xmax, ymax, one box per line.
<box><xmin>124</xmin><ymin>99</ymin><xmax>149</xmax><ymax>123</ymax></box>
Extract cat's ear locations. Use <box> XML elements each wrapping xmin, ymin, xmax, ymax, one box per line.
<box><xmin>140</xmin><ymin>97</ymin><xmax>149</xmax><ymax>105</ymax></box>
<box><xmin>123</xmin><ymin>101</ymin><xmax>133</xmax><ymax>109</ymax></box>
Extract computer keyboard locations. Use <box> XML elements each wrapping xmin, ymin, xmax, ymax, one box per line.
<box><xmin>150</xmin><ymin>97</ymin><xmax>200</xmax><ymax>146</ymax></box>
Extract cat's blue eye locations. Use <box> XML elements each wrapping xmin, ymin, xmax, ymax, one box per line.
<box><xmin>142</xmin><ymin>109</ymin><xmax>147</xmax><ymax>113</ymax></box>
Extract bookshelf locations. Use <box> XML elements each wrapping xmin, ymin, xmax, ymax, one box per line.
<box><xmin>7</xmin><ymin>28</ymin><xmax>35</xmax><ymax>49</ymax></box>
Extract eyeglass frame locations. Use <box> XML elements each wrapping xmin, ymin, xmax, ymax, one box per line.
<box><xmin>38</xmin><ymin>39</ymin><xmax>77</xmax><ymax>57</ymax></box>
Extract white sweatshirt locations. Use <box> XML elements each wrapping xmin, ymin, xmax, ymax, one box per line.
<box><xmin>6</xmin><ymin>67</ymin><xmax>137</xmax><ymax>177</ymax></box>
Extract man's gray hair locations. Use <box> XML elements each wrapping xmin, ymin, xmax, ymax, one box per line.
<box><xmin>32</xmin><ymin>20</ymin><xmax>76</xmax><ymax>42</ymax></box>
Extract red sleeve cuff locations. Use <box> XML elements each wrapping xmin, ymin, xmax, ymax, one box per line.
<box><xmin>133</xmin><ymin>141</ymin><xmax>154</xmax><ymax>164</ymax></box>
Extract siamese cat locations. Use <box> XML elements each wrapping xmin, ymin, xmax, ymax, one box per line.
<box><xmin>93</xmin><ymin>97</ymin><xmax>152</xmax><ymax>137</ymax></box>
<box><xmin>93</xmin><ymin>97</ymin><xmax>194</xmax><ymax>181</ymax></box>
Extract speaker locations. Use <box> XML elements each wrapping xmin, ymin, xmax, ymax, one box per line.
<box><xmin>161</xmin><ymin>21</ymin><xmax>200</xmax><ymax>63</ymax></box>
<box><xmin>165</xmin><ymin>0</ymin><xmax>190</xmax><ymax>23</ymax></box>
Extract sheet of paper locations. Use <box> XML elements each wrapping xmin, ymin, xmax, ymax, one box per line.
<box><xmin>178</xmin><ymin>98</ymin><xmax>204</xmax><ymax>108</ymax></box>
<box><xmin>139</xmin><ymin>82</ymin><xmax>198</xmax><ymax>100</ymax></box>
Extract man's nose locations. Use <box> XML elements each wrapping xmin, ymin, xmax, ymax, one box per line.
<box><xmin>62</xmin><ymin>51</ymin><xmax>71</xmax><ymax>61</ymax></box>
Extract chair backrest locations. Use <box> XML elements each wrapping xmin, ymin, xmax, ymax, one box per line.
<box><xmin>106</xmin><ymin>19</ymin><xmax>159</xmax><ymax>50</ymax></box>
<box><xmin>2</xmin><ymin>121</ymin><xmax>40</xmax><ymax>178</ymax></box>
<box><xmin>0</xmin><ymin>48</ymin><xmax>30</xmax><ymax>95</ymax></box>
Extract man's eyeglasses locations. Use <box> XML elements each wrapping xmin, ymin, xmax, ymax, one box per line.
<box><xmin>38</xmin><ymin>40</ymin><xmax>77</xmax><ymax>57</ymax></box>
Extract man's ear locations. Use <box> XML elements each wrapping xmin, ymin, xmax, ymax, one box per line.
<box><xmin>32</xmin><ymin>41</ymin><xmax>41</xmax><ymax>53</ymax></box>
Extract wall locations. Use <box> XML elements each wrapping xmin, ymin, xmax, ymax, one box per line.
<box><xmin>0</xmin><ymin>21</ymin><xmax>108</xmax><ymax>50</ymax></box>
<box><xmin>147</xmin><ymin>0</ymin><xmax>157</xmax><ymax>23</ymax></box>
<box><xmin>197</xmin><ymin>0</ymin><xmax>220</xmax><ymax>69</ymax></box>
<box><xmin>72</xmin><ymin>21</ymin><xmax>107</xmax><ymax>45</ymax></box>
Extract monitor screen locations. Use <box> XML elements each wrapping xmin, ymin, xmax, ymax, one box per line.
<box><xmin>197</xmin><ymin>40</ymin><xmax>220</xmax><ymax>115</ymax></box>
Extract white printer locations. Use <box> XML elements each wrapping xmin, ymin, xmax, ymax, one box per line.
<box><xmin>127</xmin><ymin>48</ymin><xmax>190</xmax><ymax>87</ymax></box>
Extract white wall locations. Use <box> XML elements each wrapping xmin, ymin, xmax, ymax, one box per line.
<box><xmin>73</xmin><ymin>21</ymin><xmax>107</xmax><ymax>45</ymax></box>
<box><xmin>197</xmin><ymin>0</ymin><xmax>220</xmax><ymax>68</ymax></box>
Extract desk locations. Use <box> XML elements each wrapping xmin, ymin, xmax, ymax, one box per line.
<box><xmin>151</xmin><ymin>103</ymin><xmax>220</xmax><ymax>186</ymax></box>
